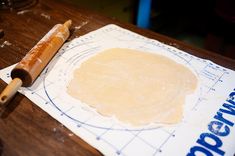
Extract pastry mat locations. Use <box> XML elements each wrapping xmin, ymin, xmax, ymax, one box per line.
<box><xmin>1</xmin><ymin>24</ymin><xmax>235</xmax><ymax>155</ymax></box>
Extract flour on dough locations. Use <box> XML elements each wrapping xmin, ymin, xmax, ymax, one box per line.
<box><xmin>67</xmin><ymin>48</ymin><xmax>198</xmax><ymax>126</ymax></box>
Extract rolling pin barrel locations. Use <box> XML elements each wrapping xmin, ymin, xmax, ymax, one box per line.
<box><xmin>0</xmin><ymin>20</ymin><xmax>72</xmax><ymax>107</ymax></box>
<box><xmin>11</xmin><ymin>20</ymin><xmax>72</xmax><ymax>87</ymax></box>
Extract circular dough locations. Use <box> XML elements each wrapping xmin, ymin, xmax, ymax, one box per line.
<box><xmin>67</xmin><ymin>48</ymin><xmax>197</xmax><ymax>126</ymax></box>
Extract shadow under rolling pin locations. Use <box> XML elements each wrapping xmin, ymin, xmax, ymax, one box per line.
<box><xmin>0</xmin><ymin>20</ymin><xmax>72</xmax><ymax>110</ymax></box>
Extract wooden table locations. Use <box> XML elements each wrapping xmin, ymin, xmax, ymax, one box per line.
<box><xmin>0</xmin><ymin>0</ymin><xmax>235</xmax><ymax>155</ymax></box>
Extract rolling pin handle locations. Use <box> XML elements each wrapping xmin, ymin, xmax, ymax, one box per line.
<box><xmin>63</xmin><ymin>20</ymin><xmax>72</xmax><ymax>29</ymax></box>
<box><xmin>0</xmin><ymin>78</ymin><xmax>23</xmax><ymax>108</ymax></box>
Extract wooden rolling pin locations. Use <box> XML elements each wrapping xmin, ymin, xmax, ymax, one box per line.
<box><xmin>0</xmin><ymin>20</ymin><xmax>72</xmax><ymax>108</ymax></box>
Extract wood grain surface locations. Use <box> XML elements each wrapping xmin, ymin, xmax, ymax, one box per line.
<box><xmin>0</xmin><ymin>0</ymin><xmax>235</xmax><ymax>156</ymax></box>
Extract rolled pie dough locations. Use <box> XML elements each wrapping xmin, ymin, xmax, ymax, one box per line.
<box><xmin>67</xmin><ymin>48</ymin><xmax>197</xmax><ymax>126</ymax></box>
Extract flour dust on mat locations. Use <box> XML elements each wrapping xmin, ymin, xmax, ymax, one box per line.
<box><xmin>67</xmin><ymin>48</ymin><xmax>198</xmax><ymax>126</ymax></box>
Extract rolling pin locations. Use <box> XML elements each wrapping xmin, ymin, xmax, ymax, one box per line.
<box><xmin>0</xmin><ymin>20</ymin><xmax>72</xmax><ymax>108</ymax></box>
